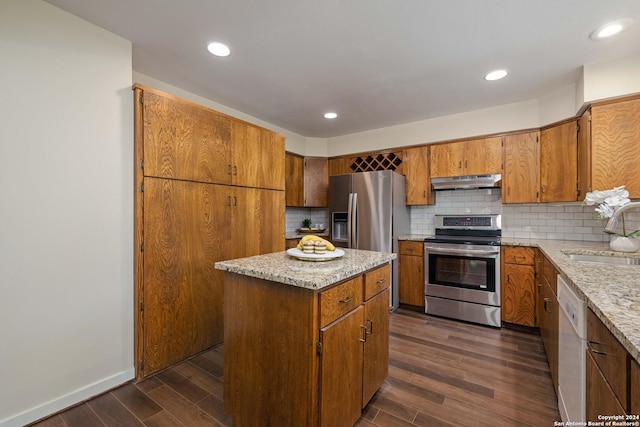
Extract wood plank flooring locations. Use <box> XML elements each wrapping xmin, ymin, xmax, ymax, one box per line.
<box><xmin>30</xmin><ymin>310</ymin><xmax>559</xmax><ymax>427</ymax></box>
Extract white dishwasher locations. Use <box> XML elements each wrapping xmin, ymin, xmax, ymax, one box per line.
<box><xmin>557</xmin><ymin>274</ymin><xmax>586</xmax><ymax>423</ymax></box>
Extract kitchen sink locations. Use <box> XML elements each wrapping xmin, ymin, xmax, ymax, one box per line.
<box><xmin>567</xmin><ymin>253</ymin><xmax>640</xmax><ymax>266</ymax></box>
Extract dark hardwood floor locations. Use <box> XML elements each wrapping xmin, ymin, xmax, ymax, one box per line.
<box><xmin>31</xmin><ymin>310</ymin><xmax>559</xmax><ymax>427</ymax></box>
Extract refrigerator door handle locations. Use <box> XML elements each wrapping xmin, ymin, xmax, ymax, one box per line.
<box><xmin>347</xmin><ymin>193</ymin><xmax>354</xmax><ymax>248</ymax></box>
<box><xmin>352</xmin><ymin>192</ymin><xmax>358</xmax><ymax>249</ymax></box>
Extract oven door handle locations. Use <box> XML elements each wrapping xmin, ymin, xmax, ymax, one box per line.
<box><xmin>425</xmin><ymin>247</ymin><xmax>500</xmax><ymax>257</ymax></box>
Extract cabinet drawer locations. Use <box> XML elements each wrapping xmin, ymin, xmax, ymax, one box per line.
<box><xmin>320</xmin><ymin>276</ymin><xmax>363</xmax><ymax>327</ymax></box>
<box><xmin>399</xmin><ymin>240</ymin><xmax>423</xmax><ymax>256</ymax></box>
<box><xmin>503</xmin><ymin>246</ymin><xmax>535</xmax><ymax>265</ymax></box>
<box><xmin>587</xmin><ymin>308</ymin><xmax>628</xmax><ymax>407</ymax></box>
<box><xmin>363</xmin><ymin>264</ymin><xmax>391</xmax><ymax>301</ymax></box>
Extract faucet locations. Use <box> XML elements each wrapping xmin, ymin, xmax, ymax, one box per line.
<box><xmin>604</xmin><ymin>201</ymin><xmax>640</xmax><ymax>234</ymax></box>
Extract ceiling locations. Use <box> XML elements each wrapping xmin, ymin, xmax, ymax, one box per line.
<box><xmin>45</xmin><ymin>0</ymin><xmax>640</xmax><ymax>138</ymax></box>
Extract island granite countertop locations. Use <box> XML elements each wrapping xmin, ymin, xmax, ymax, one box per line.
<box><xmin>215</xmin><ymin>248</ymin><xmax>396</xmax><ymax>291</ymax></box>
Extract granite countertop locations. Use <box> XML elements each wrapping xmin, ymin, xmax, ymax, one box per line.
<box><xmin>215</xmin><ymin>248</ymin><xmax>396</xmax><ymax>291</ymax></box>
<box><xmin>504</xmin><ymin>238</ymin><xmax>640</xmax><ymax>365</ymax></box>
<box><xmin>285</xmin><ymin>232</ymin><xmax>329</xmax><ymax>239</ymax></box>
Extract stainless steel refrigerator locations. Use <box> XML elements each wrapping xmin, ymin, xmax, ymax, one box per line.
<box><xmin>329</xmin><ymin>171</ymin><xmax>409</xmax><ymax>311</ymax></box>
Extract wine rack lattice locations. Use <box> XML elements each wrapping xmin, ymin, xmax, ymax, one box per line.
<box><xmin>350</xmin><ymin>152</ymin><xmax>403</xmax><ymax>172</ymax></box>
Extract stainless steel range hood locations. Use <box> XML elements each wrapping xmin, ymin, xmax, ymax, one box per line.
<box><xmin>431</xmin><ymin>174</ymin><xmax>502</xmax><ymax>190</ymax></box>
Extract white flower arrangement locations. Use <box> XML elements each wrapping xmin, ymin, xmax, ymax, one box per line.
<box><xmin>584</xmin><ymin>185</ymin><xmax>640</xmax><ymax>237</ymax></box>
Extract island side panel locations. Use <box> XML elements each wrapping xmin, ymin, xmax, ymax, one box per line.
<box><xmin>223</xmin><ymin>271</ymin><xmax>320</xmax><ymax>427</ymax></box>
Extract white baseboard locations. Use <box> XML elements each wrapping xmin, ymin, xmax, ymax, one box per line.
<box><xmin>0</xmin><ymin>368</ymin><xmax>135</xmax><ymax>427</ymax></box>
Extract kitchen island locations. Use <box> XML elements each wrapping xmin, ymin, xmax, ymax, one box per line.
<box><xmin>215</xmin><ymin>248</ymin><xmax>396</xmax><ymax>427</ymax></box>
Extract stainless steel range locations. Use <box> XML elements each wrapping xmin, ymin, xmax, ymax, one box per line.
<box><xmin>424</xmin><ymin>214</ymin><xmax>501</xmax><ymax>327</ymax></box>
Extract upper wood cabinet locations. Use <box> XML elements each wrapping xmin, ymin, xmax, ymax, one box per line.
<box><xmin>138</xmin><ymin>84</ymin><xmax>284</xmax><ymax>191</ymax></box>
<box><xmin>404</xmin><ymin>146</ymin><xmax>434</xmax><ymax>205</ymax></box>
<box><xmin>140</xmin><ymin>87</ymin><xmax>232</xmax><ymax>184</ymax></box>
<box><xmin>285</xmin><ymin>153</ymin><xmax>328</xmax><ymax>207</ymax></box>
<box><xmin>231</xmin><ymin>121</ymin><xmax>285</xmax><ymax>190</ymax></box>
<box><xmin>540</xmin><ymin>120</ymin><xmax>578</xmax><ymax>202</ymax></box>
<box><xmin>304</xmin><ymin>157</ymin><xmax>329</xmax><ymax>207</ymax></box>
<box><xmin>285</xmin><ymin>153</ymin><xmax>304</xmax><ymax>206</ymax></box>
<box><xmin>328</xmin><ymin>156</ymin><xmax>352</xmax><ymax>176</ymax></box>
<box><xmin>590</xmin><ymin>96</ymin><xmax>640</xmax><ymax>198</ymax></box>
<box><xmin>577</xmin><ymin>108</ymin><xmax>592</xmax><ymax>200</ymax></box>
<box><xmin>430</xmin><ymin>137</ymin><xmax>502</xmax><ymax>178</ymax></box>
<box><xmin>503</xmin><ymin>131</ymin><xmax>540</xmax><ymax>203</ymax></box>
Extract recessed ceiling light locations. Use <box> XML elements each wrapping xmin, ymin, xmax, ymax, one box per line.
<box><xmin>590</xmin><ymin>19</ymin><xmax>633</xmax><ymax>40</ymax></box>
<box><xmin>324</xmin><ymin>112</ymin><xmax>338</xmax><ymax>119</ymax></box>
<box><xmin>485</xmin><ymin>69</ymin><xmax>508</xmax><ymax>81</ymax></box>
<box><xmin>207</xmin><ymin>42</ymin><xmax>231</xmax><ymax>57</ymax></box>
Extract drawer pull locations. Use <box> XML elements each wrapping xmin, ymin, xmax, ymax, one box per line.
<box><xmin>588</xmin><ymin>340</ymin><xmax>607</xmax><ymax>355</ymax></box>
<box><xmin>543</xmin><ymin>298</ymin><xmax>551</xmax><ymax>313</ymax></box>
<box><xmin>339</xmin><ymin>296</ymin><xmax>353</xmax><ymax>304</ymax></box>
<box><xmin>537</xmin><ymin>283</ymin><xmax>544</xmax><ymax>295</ymax></box>
<box><xmin>376</xmin><ymin>278</ymin><xmax>386</xmax><ymax>285</ymax></box>
<box><xmin>366</xmin><ymin>319</ymin><xmax>373</xmax><ymax>335</ymax></box>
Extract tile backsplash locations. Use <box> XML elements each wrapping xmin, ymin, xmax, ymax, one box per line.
<box><xmin>286</xmin><ymin>188</ymin><xmax>639</xmax><ymax>242</ymax></box>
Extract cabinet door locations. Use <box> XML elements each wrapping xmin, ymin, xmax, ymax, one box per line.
<box><xmin>587</xmin><ymin>308</ymin><xmax>629</xmax><ymax>407</ymax></box>
<box><xmin>304</xmin><ymin>157</ymin><xmax>329</xmax><ymax>207</ymax></box>
<box><xmin>399</xmin><ymin>254</ymin><xmax>425</xmax><ymax>307</ymax></box>
<box><xmin>285</xmin><ymin>153</ymin><xmax>304</xmax><ymax>206</ymax></box>
<box><xmin>404</xmin><ymin>146</ymin><xmax>433</xmax><ymax>205</ymax></box>
<box><xmin>430</xmin><ymin>141</ymin><xmax>465</xmax><ymax>178</ymax></box>
<box><xmin>142</xmin><ymin>178</ymin><xmax>229</xmax><ymax>376</ymax></box>
<box><xmin>328</xmin><ymin>156</ymin><xmax>352</xmax><ymax>176</ymax></box>
<box><xmin>632</xmin><ymin>359</ymin><xmax>640</xmax><ymax>415</ymax></box>
<box><xmin>586</xmin><ymin>351</ymin><xmax>626</xmax><ymax>421</ymax></box>
<box><xmin>503</xmin><ymin>131</ymin><xmax>539</xmax><ymax>203</ymax></box>
<box><xmin>142</xmin><ymin>89</ymin><xmax>232</xmax><ymax>184</ymax></box>
<box><xmin>319</xmin><ymin>306</ymin><xmax>365</xmax><ymax>427</ymax></box>
<box><xmin>465</xmin><ymin>137</ymin><xmax>502</xmax><ymax>175</ymax></box>
<box><xmin>362</xmin><ymin>288</ymin><xmax>390</xmax><ymax>408</ymax></box>
<box><xmin>577</xmin><ymin>109</ymin><xmax>592</xmax><ymax>199</ymax></box>
<box><xmin>232</xmin><ymin>121</ymin><xmax>285</xmax><ymax>190</ymax></box>
<box><xmin>501</xmin><ymin>263</ymin><xmax>535</xmax><ymax>326</ymax></box>
<box><xmin>232</xmin><ymin>187</ymin><xmax>285</xmax><ymax>259</ymax></box>
<box><xmin>540</xmin><ymin>121</ymin><xmax>578</xmax><ymax>202</ymax></box>
<box><xmin>591</xmin><ymin>97</ymin><xmax>640</xmax><ymax>198</ymax></box>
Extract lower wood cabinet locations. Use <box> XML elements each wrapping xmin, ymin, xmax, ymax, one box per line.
<box><xmin>631</xmin><ymin>359</ymin><xmax>640</xmax><ymax>415</ymax></box>
<box><xmin>398</xmin><ymin>240</ymin><xmax>425</xmax><ymax>307</ymax></box>
<box><xmin>586</xmin><ymin>308</ymin><xmax>629</xmax><ymax>419</ymax></box>
<box><xmin>501</xmin><ymin>246</ymin><xmax>536</xmax><ymax>326</ymax></box>
<box><xmin>224</xmin><ymin>263</ymin><xmax>391</xmax><ymax>427</ymax></box>
<box><xmin>536</xmin><ymin>252</ymin><xmax>559</xmax><ymax>392</ymax></box>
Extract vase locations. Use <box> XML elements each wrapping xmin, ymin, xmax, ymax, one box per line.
<box><xmin>609</xmin><ymin>235</ymin><xmax>640</xmax><ymax>253</ymax></box>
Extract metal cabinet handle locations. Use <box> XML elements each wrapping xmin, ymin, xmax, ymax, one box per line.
<box><xmin>228</xmin><ymin>164</ymin><xmax>232</xmax><ymax>175</ymax></box>
<box><xmin>588</xmin><ymin>340</ymin><xmax>607</xmax><ymax>355</ymax></box>
<box><xmin>360</xmin><ymin>325</ymin><xmax>368</xmax><ymax>343</ymax></box>
<box><xmin>376</xmin><ymin>278</ymin><xmax>386</xmax><ymax>285</ymax></box>
<box><xmin>543</xmin><ymin>298</ymin><xmax>551</xmax><ymax>313</ymax></box>
<box><xmin>233</xmin><ymin>165</ymin><xmax>238</xmax><ymax>176</ymax></box>
<box><xmin>339</xmin><ymin>296</ymin><xmax>353</xmax><ymax>304</ymax></box>
<box><xmin>537</xmin><ymin>283</ymin><xmax>544</xmax><ymax>295</ymax></box>
<box><xmin>366</xmin><ymin>319</ymin><xmax>373</xmax><ymax>335</ymax></box>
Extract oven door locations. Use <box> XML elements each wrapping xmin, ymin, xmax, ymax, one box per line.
<box><xmin>424</xmin><ymin>244</ymin><xmax>501</xmax><ymax>306</ymax></box>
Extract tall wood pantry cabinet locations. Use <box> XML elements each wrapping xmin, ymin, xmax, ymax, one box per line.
<box><xmin>133</xmin><ymin>84</ymin><xmax>285</xmax><ymax>378</ymax></box>
<box><xmin>583</xmin><ymin>95</ymin><xmax>640</xmax><ymax>198</ymax></box>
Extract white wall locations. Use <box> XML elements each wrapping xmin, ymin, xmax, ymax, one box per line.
<box><xmin>583</xmin><ymin>54</ymin><xmax>640</xmax><ymax>103</ymax></box>
<box><xmin>326</xmin><ymin>98</ymin><xmax>541</xmax><ymax>157</ymax></box>
<box><xmin>0</xmin><ymin>1</ymin><xmax>134</xmax><ymax>426</ymax></box>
